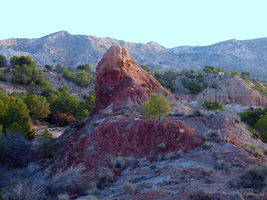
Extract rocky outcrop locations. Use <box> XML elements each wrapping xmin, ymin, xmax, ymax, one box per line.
<box><xmin>176</xmin><ymin>76</ymin><xmax>267</xmax><ymax>107</ymax></box>
<box><xmin>1</xmin><ymin>31</ymin><xmax>267</xmax><ymax>75</ymax></box>
<box><xmin>47</xmin><ymin>46</ymin><xmax>267</xmax><ymax>199</ymax></box>
<box><xmin>92</xmin><ymin>46</ymin><xmax>175</xmax><ymax>113</ymax></box>
<box><xmin>54</xmin><ymin>117</ymin><xmax>204</xmax><ymax>172</ymax></box>
<box><xmin>50</xmin><ymin>47</ymin><xmax>201</xmax><ymax>173</ymax></box>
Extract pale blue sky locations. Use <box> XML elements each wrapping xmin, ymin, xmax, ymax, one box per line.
<box><xmin>1</xmin><ymin>0</ymin><xmax>267</xmax><ymax>48</ymax></box>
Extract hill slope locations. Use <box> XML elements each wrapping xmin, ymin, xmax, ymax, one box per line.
<box><xmin>49</xmin><ymin>46</ymin><xmax>267</xmax><ymax>199</ymax></box>
<box><xmin>1</xmin><ymin>31</ymin><xmax>267</xmax><ymax>75</ymax></box>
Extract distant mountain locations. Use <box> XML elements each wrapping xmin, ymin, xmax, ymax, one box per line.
<box><xmin>0</xmin><ymin>31</ymin><xmax>267</xmax><ymax>75</ymax></box>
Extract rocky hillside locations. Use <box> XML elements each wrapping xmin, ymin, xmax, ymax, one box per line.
<box><xmin>1</xmin><ymin>31</ymin><xmax>267</xmax><ymax>75</ymax></box>
<box><xmin>47</xmin><ymin>46</ymin><xmax>267</xmax><ymax>199</ymax></box>
<box><xmin>173</xmin><ymin>75</ymin><xmax>267</xmax><ymax>107</ymax></box>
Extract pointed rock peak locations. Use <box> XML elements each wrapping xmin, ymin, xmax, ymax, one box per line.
<box><xmin>92</xmin><ymin>46</ymin><xmax>175</xmax><ymax>114</ymax></box>
<box><xmin>96</xmin><ymin>45</ymin><xmax>132</xmax><ymax>78</ymax></box>
<box><xmin>96</xmin><ymin>46</ymin><xmax>131</xmax><ymax>73</ymax></box>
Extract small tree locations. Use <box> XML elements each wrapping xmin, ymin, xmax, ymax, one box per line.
<box><xmin>55</xmin><ymin>63</ymin><xmax>63</xmax><ymax>73</ymax></box>
<box><xmin>24</xmin><ymin>94</ymin><xmax>50</xmax><ymax>120</ymax></box>
<box><xmin>45</xmin><ymin>64</ymin><xmax>53</xmax><ymax>71</ymax></box>
<box><xmin>197</xmin><ymin>72</ymin><xmax>204</xmax><ymax>82</ymax></box>
<box><xmin>185</xmin><ymin>82</ymin><xmax>202</xmax><ymax>94</ymax></box>
<box><xmin>211</xmin><ymin>82</ymin><xmax>218</xmax><ymax>89</ymax></box>
<box><xmin>37</xmin><ymin>129</ymin><xmax>54</xmax><ymax>157</ymax></box>
<box><xmin>154</xmin><ymin>70</ymin><xmax>163</xmax><ymax>85</ymax></box>
<box><xmin>255</xmin><ymin>114</ymin><xmax>267</xmax><ymax>143</ymax></box>
<box><xmin>0</xmin><ymin>54</ymin><xmax>7</xmax><ymax>68</ymax></box>
<box><xmin>202</xmin><ymin>82</ymin><xmax>208</xmax><ymax>88</ymax></box>
<box><xmin>140</xmin><ymin>94</ymin><xmax>171</xmax><ymax>120</ymax></box>
<box><xmin>203</xmin><ymin>100</ymin><xmax>224</xmax><ymax>111</ymax></box>
<box><xmin>141</xmin><ymin>65</ymin><xmax>151</xmax><ymax>73</ymax></box>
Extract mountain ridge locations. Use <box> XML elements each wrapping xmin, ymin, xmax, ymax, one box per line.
<box><xmin>1</xmin><ymin>31</ymin><xmax>267</xmax><ymax>75</ymax></box>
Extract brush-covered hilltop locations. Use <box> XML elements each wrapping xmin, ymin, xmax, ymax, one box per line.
<box><xmin>2</xmin><ymin>46</ymin><xmax>267</xmax><ymax>199</ymax></box>
<box><xmin>1</xmin><ymin>31</ymin><xmax>267</xmax><ymax>75</ymax></box>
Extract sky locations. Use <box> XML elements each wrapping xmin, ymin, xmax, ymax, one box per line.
<box><xmin>0</xmin><ymin>0</ymin><xmax>267</xmax><ymax>48</ymax></box>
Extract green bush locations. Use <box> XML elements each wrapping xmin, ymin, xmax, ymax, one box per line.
<box><xmin>0</xmin><ymin>54</ymin><xmax>7</xmax><ymax>68</ymax></box>
<box><xmin>197</xmin><ymin>72</ymin><xmax>204</xmax><ymax>82</ymax></box>
<box><xmin>140</xmin><ymin>94</ymin><xmax>171</xmax><ymax>120</ymax></box>
<box><xmin>185</xmin><ymin>82</ymin><xmax>202</xmax><ymax>94</ymax></box>
<box><xmin>24</xmin><ymin>94</ymin><xmax>50</xmax><ymax>120</ymax></box>
<box><xmin>37</xmin><ymin>129</ymin><xmax>54</xmax><ymax>157</ymax></box>
<box><xmin>239</xmin><ymin>166</ymin><xmax>267</xmax><ymax>189</ymax></box>
<box><xmin>154</xmin><ymin>70</ymin><xmax>163</xmax><ymax>85</ymax></box>
<box><xmin>239</xmin><ymin>107</ymin><xmax>267</xmax><ymax>127</ymax></box>
<box><xmin>45</xmin><ymin>64</ymin><xmax>53</xmax><ymax>71</ymax></box>
<box><xmin>77</xmin><ymin>63</ymin><xmax>91</xmax><ymax>71</ymax></box>
<box><xmin>202</xmin><ymin>82</ymin><xmax>208</xmax><ymax>88</ymax></box>
<box><xmin>141</xmin><ymin>65</ymin><xmax>151</xmax><ymax>72</ymax></box>
<box><xmin>0</xmin><ymin>68</ymin><xmax>7</xmax><ymax>81</ymax></box>
<box><xmin>202</xmin><ymin>100</ymin><xmax>224</xmax><ymax>111</ymax></box>
<box><xmin>10</xmin><ymin>56</ymin><xmax>45</xmax><ymax>85</ymax></box>
<box><xmin>211</xmin><ymin>82</ymin><xmax>218</xmax><ymax>89</ymax></box>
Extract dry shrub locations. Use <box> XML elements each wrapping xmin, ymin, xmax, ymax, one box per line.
<box><xmin>53</xmin><ymin>112</ymin><xmax>76</xmax><ymax>126</ymax></box>
<box><xmin>110</xmin><ymin>157</ymin><xmax>126</xmax><ymax>169</ymax></box>
<box><xmin>243</xmin><ymin>143</ymin><xmax>264</xmax><ymax>158</ymax></box>
<box><xmin>123</xmin><ymin>182</ymin><xmax>137</xmax><ymax>195</ymax></box>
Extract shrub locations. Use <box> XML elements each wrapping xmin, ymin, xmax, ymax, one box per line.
<box><xmin>44</xmin><ymin>164</ymin><xmax>86</xmax><ymax>196</ymax></box>
<box><xmin>197</xmin><ymin>72</ymin><xmax>204</xmax><ymax>82</ymax></box>
<box><xmin>239</xmin><ymin>107</ymin><xmax>267</xmax><ymax>127</ymax></box>
<box><xmin>77</xmin><ymin>63</ymin><xmax>91</xmax><ymax>71</ymax></box>
<box><xmin>0</xmin><ymin>68</ymin><xmax>7</xmax><ymax>81</ymax></box>
<box><xmin>1</xmin><ymin>178</ymin><xmax>47</xmax><ymax>200</ymax></box>
<box><xmin>243</xmin><ymin>143</ymin><xmax>264</xmax><ymax>158</ymax></box>
<box><xmin>123</xmin><ymin>182</ymin><xmax>137</xmax><ymax>195</ymax></box>
<box><xmin>158</xmin><ymin>142</ymin><xmax>166</xmax><ymax>150</ymax></box>
<box><xmin>214</xmin><ymin>160</ymin><xmax>229</xmax><ymax>170</ymax></box>
<box><xmin>45</xmin><ymin>65</ymin><xmax>53</xmax><ymax>71</ymax></box>
<box><xmin>97</xmin><ymin>172</ymin><xmax>114</xmax><ymax>189</ymax></box>
<box><xmin>239</xmin><ymin>166</ymin><xmax>267</xmax><ymax>189</ymax></box>
<box><xmin>211</xmin><ymin>81</ymin><xmax>218</xmax><ymax>89</ymax></box>
<box><xmin>52</xmin><ymin>112</ymin><xmax>76</xmax><ymax>126</ymax></box>
<box><xmin>202</xmin><ymin>100</ymin><xmax>224</xmax><ymax>111</ymax></box>
<box><xmin>0</xmin><ymin>131</ymin><xmax>32</xmax><ymax>167</ymax></box>
<box><xmin>57</xmin><ymin>193</ymin><xmax>70</xmax><ymax>200</ymax></box>
<box><xmin>202</xmin><ymin>81</ymin><xmax>208</xmax><ymax>88</ymax></box>
<box><xmin>140</xmin><ymin>94</ymin><xmax>171</xmax><ymax>120</ymax></box>
<box><xmin>185</xmin><ymin>82</ymin><xmax>202</xmax><ymax>94</ymax></box>
<box><xmin>110</xmin><ymin>157</ymin><xmax>126</xmax><ymax>169</ymax></box>
<box><xmin>0</xmin><ymin>54</ymin><xmax>7</xmax><ymax>68</ymax></box>
<box><xmin>141</xmin><ymin>65</ymin><xmax>151</xmax><ymax>73</ymax></box>
<box><xmin>37</xmin><ymin>129</ymin><xmax>54</xmax><ymax>157</ymax></box>
<box><xmin>197</xmin><ymin>190</ymin><xmax>212</xmax><ymax>200</ymax></box>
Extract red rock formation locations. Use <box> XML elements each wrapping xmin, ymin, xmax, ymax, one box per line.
<box><xmin>48</xmin><ymin>46</ymin><xmax>267</xmax><ymax>199</ymax></box>
<box><xmin>93</xmin><ymin>46</ymin><xmax>175</xmax><ymax>113</ymax></box>
<box><xmin>51</xmin><ymin>46</ymin><xmax>202</xmax><ymax>174</ymax></box>
<box><xmin>54</xmin><ymin>117</ymin><xmax>204</xmax><ymax>171</ymax></box>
